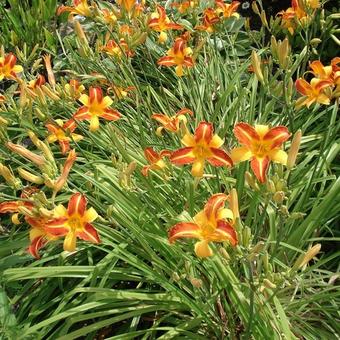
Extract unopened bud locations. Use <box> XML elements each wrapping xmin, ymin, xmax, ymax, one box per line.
<box><xmin>277</xmin><ymin>38</ymin><xmax>290</xmax><ymax>69</ymax></box>
<box><xmin>17</xmin><ymin>206</ymin><xmax>34</xmax><ymax>217</ymax></box>
<box><xmin>287</xmin><ymin>130</ymin><xmax>302</xmax><ymax>170</ymax></box>
<box><xmin>247</xmin><ymin>241</ymin><xmax>265</xmax><ymax>260</ymax></box>
<box><xmin>251</xmin><ymin>50</ymin><xmax>264</xmax><ymax>84</ymax></box>
<box><xmin>27</xmin><ymin>130</ymin><xmax>40</xmax><ymax>147</ymax></box>
<box><xmin>245</xmin><ymin>171</ymin><xmax>259</xmax><ymax>190</ymax></box>
<box><xmin>289</xmin><ymin>212</ymin><xmax>306</xmax><ymax>220</ymax></box>
<box><xmin>0</xmin><ymin>163</ymin><xmax>18</xmax><ymax>187</ymax></box>
<box><xmin>34</xmin><ymin>107</ymin><xmax>46</xmax><ymax>120</ymax></box>
<box><xmin>279</xmin><ymin>205</ymin><xmax>289</xmax><ymax>216</ymax></box>
<box><xmin>172</xmin><ymin>272</ymin><xmax>180</xmax><ymax>281</ymax></box>
<box><xmin>262</xmin><ymin>251</ymin><xmax>269</xmax><ymax>272</ymax></box>
<box><xmin>242</xmin><ymin>226</ymin><xmax>251</xmax><ymax>247</ymax></box>
<box><xmin>266</xmin><ymin>180</ymin><xmax>276</xmax><ymax>193</ymax></box>
<box><xmin>260</xmin><ymin>10</ymin><xmax>269</xmax><ymax>28</ymax></box>
<box><xmin>38</xmin><ymin>207</ymin><xmax>54</xmax><ymax>218</ymax></box>
<box><xmin>190</xmin><ymin>278</ymin><xmax>203</xmax><ymax>288</ymax></box>
<box><xmin>41</xmin><ymin>85</ymin><xmax>60</xmax><ymax>100</ymax></box>
<box><xmin>273</xmin><ymin>191</ymin><xmax>285</xmax><ymax>204</ymax></box>
<box><xmin>18</xmin><ymin>168</ymin><xmax>44</xmax><ymax>184</ymax></box>
<box><xmin>299</xmin><ymin>244</ymin><xmax>321</xmax><ymax>269</ymax></box>
<box><xmin>11</xmin><ymin>213</ymin><xmax>21</xmax><ymax>225</ymax></box>
<box><xmin>251</xmin><ymin>1</ymin><xmax>260</xmax><ymax>15</ymax></box>
<box><xmin>263</xmin><ymin>278</ymin><xmax>276</xmax><ymax>289</ymax></box>
<box><xmin>219</xmin><ymin>247</ymin><xmax>230</xmax><ymax>261</ymax></box>
<box><xmin>230</xmin><ymin>188</ymin><xmax>239</xmax><ymax>221</ymax></box>
<box><xmin>7</xmin><ymin>142</ymin><xmax>46</xmax><ymax>166</ymax></box>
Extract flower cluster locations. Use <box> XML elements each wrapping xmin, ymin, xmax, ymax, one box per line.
<box><xmin>296</xmin><ymin>58</ymin><xmax>340</xmax><ymax>108</ymax></box>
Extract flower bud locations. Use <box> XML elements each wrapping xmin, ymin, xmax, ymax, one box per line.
<box><xmin>287</xmin><ymin>130</ymin><xmax>302</xmax><ymax>170</ymax></box>
<box><xmin>273</xmin><ymin>191</ymin><xmax>285</xmax><ymax>204</ymax></box>
<box><xmin>289</xmin><ymin>212</ymin><xmax>306</xmax><ymax>220</ymax></box>
<box><xmin>7</xmin><ymin>142</ymin><xmax>46</xmax><ymax>166</ymax></box>
<box><xmin>18</xmin><ymin>168</ymin><xmax>44</xmax><ymax>184</ymax></box>
<box><xmin>266</xmin><ymin>180</ymin><xmax>276</xmax><ymax>193</ymax></box>
<box><xmin>230</xmin><ymin>188</ymin><xmax>239</xmax><ymax>221</ymax></box>
<box><xmin>263</xmin><ymin>278</ymin><xmax>276</xmax><ymax>289</ymax></box>
<box><xmin>219</xmin><ymin>247</ymin><xmax>230</xmax><ymax>261</ymax></box>
<box><xmin>279</xmin><ymin>205</ymin><xmax>289</xmax><ymax>216</ymax></box>
<box><xmin>247</xmin><ymin>241</ymin><xmax>265</xmax><ymax>261</ymax></box>
<box><xmin>299</xmin><ymin>244</ymin><xmax>321</xmax><ymax>269</ymax></box>
<box><xmin>0</xmin><ymin>163</ymin><xmax>20</xmax><ymax>187</ymax></box>
<box><xmin>190</xmin><ymin>278</ymin><xmax>203</xmax><ymax>288</ymax></box>
<box><xmin>242</xmin><ymin>226</ymin><xmax>251</xmax><ymax>247</ymax></box>
<box><xmin>251</xmin><ymin>50</ymin><xmax>264</xmax><ymax>84</ymax></box>
<box><xmin>11</xmin><ymin>213</ymin><xmax>21</xmax><ymax>225</ymax></box>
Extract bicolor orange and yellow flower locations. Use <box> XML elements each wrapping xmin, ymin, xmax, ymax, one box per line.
<box><xmin>151</xmin><ymin>108</ymin><xmax>193</xmax><ymax>135</ymax></box>
<box><xmin>72</xmin><ymin>87</ymin><xmax>121</xmax><ymax>132</ymax></box>
<box><xmin>101</xmin><ymin>39</ymin><xmax>134</xmax><ymax>58</ymax></box>
<box><xmin>46</xmin><ymin>119</ymin><xmax>83</xmax><ymax>154</ymax></box>
<box><xmin>157</xmin><ymin>38</ymin><xmax>194</xmax><ymax>77</ymax></box>
<box><xmin>141</xmin><ymin>148</ymin><xmax>171</xmax><ymax>176</ymax></box>
<box><xmin>215</xmin><ymin>0</ymin><xmax>240</xmax><ymax>18</ymax></box>
<box><xmin>57</xmin><ymin>0</ymin><xmax>92</xmax><ymax>17</ymax></box>
<box><xmin>0</xmin><ymin>53</ymin><xmax>23</xmax><ymax>81</ymax></box>
<box><xmin>148</xmin><ymin>5</ymin><xmax>183</xmax><ymax>43</ymax></box>
<box><xmin>171</xmin><ymin>121</ymin><xmax>233</xmax><ymax>177</ymax></box>
<box><xmin>65</xmin><ymin>79</ymin><xmax>85</xmax><ymax>99</ymax></box>
<box><xmin>231</xmin><ymin>123</ymin><xmax>291</xmax><ymax>183</ymax></box>
<box><xmin>196</xmin><ymin>8</ymin><xmax>220</xmax><ymax>33</ymax></box>
<box><xmin>169</xmin><ymin>193</ymin><xmax>238</xmax><ymax>257</ymax></box>
<box><xmin>45</xmin><ymin>193</ymin><xmax>100</xmax><ymax>252</ymax></box>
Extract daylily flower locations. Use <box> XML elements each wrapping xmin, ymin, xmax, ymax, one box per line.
<box><xmin>64</xmin><ymin>79</ymin><xmax>85</xmax><ymax>99</ymax></box>
<box><xmin>151</xmin><ymin>108</ymin><xmax>193</xmax><ymax>135</ymax></box>
<box><xmin>171</xmin><ymin>1</ymin><xmax>199</xmax><ymax>14</ymax></box>
<box><xmin>101</xmin><ymin>39</ymin><xmax>134</xmax><ymax>58</ymax></box>
<box><xmin>57</xmin><ymin>0</ymin><xmax>92</xmax><ymax>17</ymax></box>
<box><xmin>28</xmin><ymin>74</ymin><xmax>46</xmax><ymax>90</ymax></box>
<box><xmin>168</xmin><ymin>193</ymin><xmax>238</xmax><ymax>257</ymax></box>
<box><xmin>231</xmin><ymin>123</ymin><xmax>291</xmax><ymax>183</ymax></box>
<box><xmin>72</xmin><ymin>87</ymin><xmax>121</xmax><ymax>132</ymax></box>
<box><xmin>45</xmin><ymin>193</ymin><xmax>100</xmax><ymax>252</ymax></box>
<box><xmin>309</xmin><ymin>58</ymin><xmax>340</xmax><ymax>83</ymax></box>
<box><xmin>295</xmin><ymin>78</ymin><xmax>333</xmax><ymax>108</ymax></box>
<box><xmin>171</xmin><ymin>121</ymin><xmax>233</xmax><ymax>177</ymax></box>
<box><xmin>148</xmin><ymin>5</ymin><xmax>183</xmax><ymax>43</ymax></box>
<box><xmin>116</xmin><ymin>0</ymin><xmax>144</xmax><ymax>17</ymax></box>
<box><xmin>157</xmin><ymin>38</ymin><xmax>194</xmax><ymax>77</ymax></box>
<box><xmin>109</xmin><ymin>85</ymin><xmax>135</xmax><ymax>99</ymax></box>
<box><xmin>0</xmin><ymin>53</ymin><xmax>23</xmax><ymax>81</ymax></box>
<box><xmin>141</xmin><ymin>148</ymin><xmax>172</xmax><ymax>177</ymax></box>
<box><xmin>195</xmin><ymin>8</ymin><xmax>220</xmax><ymax>33</ymax></box>
<box><xmin>101</xmin><ymin>8</ymin><xmax>118</xmax><ymax>25</ymax></box>
<box><xmin>215</xmin><ymin>0</ymin><xmax>240</xmax><ymax>18</ymax></box>
<box><xmin>46</xmin><ymin>119</ymin><xmax>83</xmax><ymax>154</ymax></box>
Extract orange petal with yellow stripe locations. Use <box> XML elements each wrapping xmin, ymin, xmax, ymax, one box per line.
<box><xmin>234</xmin><ymin>122</ymin><xmax>259</xmax><ymax>147</ymax></box>
<box><xmin>204</xmin><ymin>193</ymin><xmax>228</xmax><ymax>221</ymax></box>
<box><xmin>44</xmin><ymin>217</ymin><xmax>69</xmax><ymax>235</ymax></box>
<box><xmin>0</xmin><ymin>201</ymin><xmax>20</xmax><ymax>213</ymax></box>
<box><xmin>67</xmin><ymin>193</ymin><xmax>87</xmax><ymax>216</ymax></box>
<box><xmin>74</xmin><ymin>107</ymin><xmax>91</xmax><ymax>121</ymax></box>
<box><xmin>251</xmin><ymin>156</ymin><xmax>270</xmax><ymax>183</ymax></box>
<box><xmin>168</xmin><ymin>222</ymin><xmax>200</xmax><ymax>243</ymax></box>
<box><xmin>77</xmin><ymin>223</ymin><xmax>100</xmax><ymax>243</ymax></box>
<box><xmin>207</xmin><ymin>148</ymin><xmax>233</xmax><ymax>167</ymax></box>
<box><xmin>101</xmin><ymin>108</ymin><xmax>121</xmax><ymax>121</ymax></box>
<box><xmin>157</xmin><ymin>56</ymin><xmax>176</xmax><ymax>66</ymax></box>
<box><xmin>28</xmin><ymin>235</ymin><xmax>47</xmax><ymax>259</ymax></box>
<box><xmin>295</xmin><ymin>78</ymin><xmax>311</xmax><ymax>95</ymax></box>
<box><xmin>194</xmin><ymin>121</ymin><xmax>213</xmax><ymax>144</ymax></box>
<box><xmin>170</xmin><ymin>147</ymin><xmax>195</xmax><ymax>165</ymax></box>
<box><xmin>263</xmin><ymin>127</ymin><xmax>290</xmax><ymax>149</ymax></box>
<box><xmin>215</xmin><ymin>220</ymin><xmax>237</xmax><ymax>246</ymax></box>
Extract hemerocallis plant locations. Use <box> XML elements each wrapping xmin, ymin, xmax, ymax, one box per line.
<box><xmin>157</xmin><ymin>38</ymin><xmax>194</xmax><ymax>77</ymax></box>
<box><xmin>72</xmin><ymin>87</ymin><xmax>121</xmax><ymax>132</ymax></box>
<box><xmin>57</xmin><ymin>0</ymin><xmax>92</xmax><ymax>17</ymax></box>
<box><xmin>171</xmin><ymin>121</ymin><xmax>233</xmax><ymax>177</ymax></box>
<box><xmin>148</xmin><ymin>5</ymin><xmax>183</xmax><ymax>43</ymax></box>
<box><xmin>151</xmin><ymin>108</ymin><xmax>193</xmax><ymax>135</ymax></box>
<box><xmin>0</xmin><ymin>53</ymin><xmax>23</xmax><ymax>81</ymax></box>
<box><xmin>45</xmin><ymin>193</ymin><xmax>100</xmax><ymax>252</ymax></box>
<box><xmin>141</xmin><ymin>148</ymin><xmax>171</xmax><ymax>177</ymax></box>
<box><xmin>168</xmin><ymin>193</ymin><xmax>238</xmax><ymax>257</ymax></box>
<box><xmin>231</xmin><ymin>122</ymin><xmax>291</xmax><ymax>183</ymax></box>
<box><xmin>195</xmin><ymin>8</ymin><xmax>220</xmax><ymax>33</ymax></box>
<box><xmin>46</xmin><ymin>119</ymin><xmax>83</xmax><ymax>154</ymax></box>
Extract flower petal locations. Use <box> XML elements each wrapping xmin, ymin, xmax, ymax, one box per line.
<box><xmin>84</xmin><ymin>207</ymin><xmax>98</xmax><ymax>223</ymax></box>
<box><xmin>90</xmin><ymin>115</ymin><xmax>100</xmax><ymax>132</ymax></box>
<box><xmin>234</xmin><ymin>122</ymin><xmax>259</xmax><ymax>147</ymax></box>
<box><xmin>204</xmin><ymin>193</ymin><xmax>228</xmax><ymax>221</ymax></box>
<box><xmin>77</xmin><ymin>223</ymin><xmax>100</xmax><ymax>243</ymax></box>
<box><xmin>74</xmin><ymin>107</ymin><xmax>91</xmax><ymax>121</ymax></box>
<box><xmin>209</xmin><ymin>134</ymin><xmax>224</xmax><ymax>148</ymax></box>
<box><xmin>157</xmin><ymin>56</ymin><xmax>176</xmax><ymax>66</ymax></box>
<box><xmin>207</xmin><ymin>148</ymin><xmax>233</xmax><ymax>167</ymax></box>
<box><xmin>250</xmin><ymin>156</ymin><xmax>270</xmax><ymax>183</ymax></box>
<box><xmin>101</xmin><ymin>108</ymin><xmax>121</xmax><ymax>121</ymax></box>
<box><xmin>89</xmin><ymin>87</ymin><xmax>103</xmax><ymax>104</ymax></box>
<box><xmin>78</xmin><ymin>94</ymin><xmax>89</xmax><ymax>106</ymax></box>
<box><xmin>67</xmin><ymin>193</ymin><xmax>87</xmax><ymax>216</ymax></box>
<box><xmin>269</xmin><ymin>149</ymin><xmax>288</xmax><ymax>165</ymax></box>
<box><xmin>295</xmin><ymin>78</ymin><xmax>311</xmax><ymax>95</ymax></box>
<box><xmin>181</xmin><ymin>134</ymin><xmax>196</xmax><ymax>147</ymax></box>
<box><xmin>194</xmin><ymin>240</ymin><xmax>213</xmax><ymax>257</ymax></box>
<box><xmin>194</xmin><ymin>121</ymin><xmax>213</xmax><ymax>144</ymax></box>
<box><xmin>63</xmin><ymin>231</ymin><xmax>77</xmax><ymax>252</ymax></box>
<box><xmin>263</xmin><ymin>126</ymin><xmax>290</xmax><ymax>149</ymax></box>
<box><xmin>217</xmin><ymin>208</ymin><xmax>234</xmax><ymax>221</ymax></box>
<box><xmin>0</xmin><ymin>201</ymin><xmax>20</xmax><ymax>213</ymax></box>
<box><xmin>28</xmin><ymin>235</ymin><xmax>47</xmax><ymax>259</ymax></box>
<box><xmin>44</xmin><ymin>217</ymin><xmax>69</xmax><ymax>236</ymax></box>
<box><xmin>230</xmin><ymin>146</ymin><xmax>252</xmax><ymax>163</ymax></box>
<box><xmin>168</xmin><ymin>222</ymin><xmax>200</xmax><ymax>243</ymax></box>
<box><xmin>170</xmin><ymin>147</ymin><xmax>195</xmax><ymax>165</ymax></box>
<box><xmin>214</xmin><ymin>220</ymin><xmax>238</xmax><ymax>246</ymax></box>
<box><xmin>191</xmin><ymin>159</ymin><xmax>205</xmax><ymax>177</ymax></box>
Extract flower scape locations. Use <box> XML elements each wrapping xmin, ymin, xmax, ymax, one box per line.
<box><xmin>0</xmin><ymin>0</ymin><xmax>339</xmax><ymax>338</ymax></box>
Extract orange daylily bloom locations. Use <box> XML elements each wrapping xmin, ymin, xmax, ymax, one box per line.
<box><xmin>0</xmin><ymin>53</ymin><xmax>23</xmax><ymax>81</ymax></box>
<box><xmin>171</xmin><ymin>121</ymin><xmax>233</xmax><ymax>177</ymax></box>
<box><xmin>231</xmin><ymin>123</ymin><xmax>291</xmax><ymax>183</ymax></box>
<box><xmin>309</xmin><ymin>58</ymin><xmax>340</xmax><ymax>84</ymax></box>
<box><xmin>169</xmin><ymin>193</ymin><xmax>238</xmax><ymax>257</ymax></box>
<box><xmin>109</xmin><ymin>85</ymin><xmax>135</xmax><ymax>99</ymax></box>
<box><xmin>101</xmin><ymin>8</ymin><xmax>119</xmax><ymax>25</ymax></box>
<box><xmin>116</xmin><ymin>0</ymin><xmax>144</xmax><ymax>17</ymax></box>
<box><xmin>46</xmin><ymin>119</ymin><xmax>83</xmax><ymax>154</ymax></box>
<box><xmin>57</xmin><ymin>0</ymin><xmax>92</xmax><ymax>17</ymax></box>
<box><xmin>101</xmin><ymin>39</ymin><xmax>134</xmax><ymax>58</ymax></box>
<box><xmin>215</xmin><ymin>0</ymin><xmax>240</xmax><ymax>18</ymax></box>
<box><xmin>45</xmin><ymin>193</ymin><xmax>100</xmax><ymax>252</ymax></box>
<box><xmin>151</xmin><ymin>108</ymin><xmax>193</xmax><ymax>135</ymax></box>
<box><xmin>157</xmin><ymin>38</ymin><xmax>194</xmax><ymax>77</ymax></box>
<box><xmin>64</xmin><ymin>79</ymin><xmax>85</xmax><ymax>99</ymax></box>
<box><xmin>28</xmin><ymin>74</ymin><xmax>46</xmax><ymax>90</ymax></box>
<box><xmin>148</xmin><ymin>5</ymin><xmax>183</xmax><ymax>43</ymax></box>
<box><xmin>171</xmin><ymin>1</ymin><xmax>199</xmax><ymax>14</ymax></box>
<box><xmin>295</xmin><ymin>78</ymin><xmax>333</xmax><ymax>107</ymax></box>
<box><xmin>196</xmin><ymin>8</ymin><xmax>220</xmax><ymax>33</ymax></box>
<box><xmin>141</xmin><ymin>148</ymin><xmax>172</xmax><ymax>177</ymax></box>
<box><xmin>72</xmin><ymin>87</ymin><xmax>121</xmax><ymax>132</ymax></box>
